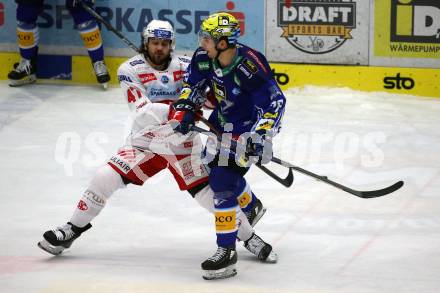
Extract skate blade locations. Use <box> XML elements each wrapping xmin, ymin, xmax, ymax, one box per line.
<box><xmin>37</xmin><ymin>240</ymin><xmax>65</xmax><ymax>256</ymax></box>
<box><xmin>101</xmin><ymin>82</ymin><xmax>108</xmax><ymax>90</ymax></box>
<box><xmin>202</xmin><ymin>264</ymin><xmax>237</xmax><ymax>280</ymax></box>
<box><xmin>9</xmin><ymin>75</ymin><xmax>37</xmax><ymax>87</ymax></box>
<box><xmin>265</xmin><ymin>251</ymin><xmax>278</xmax><ymax>263</ymax></box>
<box><xmin>251</xmin><ymin>207</ymin><xmax>267</xmax><ymax>227</ymax></box>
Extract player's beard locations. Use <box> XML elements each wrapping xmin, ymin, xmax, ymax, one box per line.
<box><xmin>149</xmin><ymin>51</ymin><xmax>168</xmax><ymax>68</ymax></box>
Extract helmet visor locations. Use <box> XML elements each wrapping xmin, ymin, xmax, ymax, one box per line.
<box><xmin>198</xmin><ymin>30</ymin><xmax>215</xmax><ymax>47</ymax></box>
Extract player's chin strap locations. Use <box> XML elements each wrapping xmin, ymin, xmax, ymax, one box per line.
<box><xmin>193</xmin><ymin>116</ymin><xmax>404</xmax><ymax>199</ymax></box>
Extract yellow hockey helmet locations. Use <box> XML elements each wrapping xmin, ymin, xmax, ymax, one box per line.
<box><xmin>199</xmin><ymin>12</ymin><xmax>240</xmax><ymax>47</ymax></box>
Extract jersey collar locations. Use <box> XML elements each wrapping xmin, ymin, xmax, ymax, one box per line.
<box><xmin>212</xmin><ymin>50</ymin><xmax>243</xmax><ymax>77</ymax></box>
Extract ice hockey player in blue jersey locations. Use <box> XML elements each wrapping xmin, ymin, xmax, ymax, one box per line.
<box><xmin>171</xmin><ymin>12</ymin><xmax>286</xmax><ymax>280</ymax></box>
<box><xmin>8</xmin><ymin>0</ymin><xmax>110</xmax><ymax>88</ymax></box>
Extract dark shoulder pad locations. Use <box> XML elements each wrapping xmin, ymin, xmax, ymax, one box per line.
<box><xmin>192</xmin><ymin>48</ymin><xmax>211</xmax><ymax>71</ymax></box>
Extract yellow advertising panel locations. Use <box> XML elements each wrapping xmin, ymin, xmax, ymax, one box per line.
<box><xmin>2</xmin><ymin>52</ymin><xmax>438</xmax><ymax>98</ymax></box>
<box><xmin>271</xmin><ymin>63</ymin><xmax>440</xmax><ymax>98</ymax></box>
<box><xmin>375</xmin><ymin>0</ymin><xmax>440</xmax><ymax>59</ymax></box>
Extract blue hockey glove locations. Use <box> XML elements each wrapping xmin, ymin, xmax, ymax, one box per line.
<box><xmin>170</xmin><ymin>99</ymin><xmax>197</xmax><ymax>135</ymax></box>
<box><xmin>181</xmin><ymin>79</ymin><xmax>209</xmax><ymax>106</ymax></box>
<box><xmin>246</xmin><ymin>131</ymin><xmax>265</xmax><ymax>156</ymax></box>
<box><xmin>246</xmin><ymin>128</ymin><xmax>273</xmax><ymax>164</ymax></box>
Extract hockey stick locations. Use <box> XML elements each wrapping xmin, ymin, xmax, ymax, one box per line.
<box><xmin>269</xmin><ymin>157</ymin><xmax>404</xmax><ymax>198</ymax></box>
<box><xmin>192</xmin><ymin>123</ymin><xmax>403</xmax><ymax>198</ymax></box>
<box><xmin>253</xmin><ymin>163</ymin><xmax>294</xmax><ymax>188</ymax></box>
<box><xmin>81</xmin><ymin>2</ymin><xmax>140</xmax><ymax>52</ymax></box>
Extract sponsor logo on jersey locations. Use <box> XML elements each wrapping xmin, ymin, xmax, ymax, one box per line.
<box><xmin>110</xmin><ymin>156</ymin><xmax>131</xmax><ymax>173</ymax></box>
<box><xmin>173</xmin><ymin>70</ymin><xmax>185</xmax><ymax>81</ymax></box>
<box><xmin>237</xmin><ymin>64</ymin><xmax>252</xmax><ymax>78</ymax></box>
<box><xmin>181</xmin><ymin>161</ymin><xmax>195</xmax><ymax>179</ymax></box>
<box><xmin>246</xmin><ymin>50</ymin><xmax>268</xmax><ymax>74</ymax></box>
<box><xmin>77</xmin><ymin>200</ymin><xmax>88</xmax><ymax>211</ymax></box>
<box><xmin>237</xmin><ymin>192</ymin><xmax>251</xmax><ymax>208</ymax></box>
<box><xmin>197</xmin><ymin>61</ymin><xmax>210</xmax><ymax>71</ymax></box>
<box><xmin>214</xmin><ymin>68</ymin><xmax>224</xmax><ymax>77</ymax></box>
<box><xmin>277</xmin><ymin>0</ymin><xmax>356</xmax><ymax>54</ymax></box>
<box><xmin>213</xmin><ymin>82</ymin><xmax>226</xmax><ymax>101</ymax></box>
<box><xmin>161</xmin><ymin>75</ymin><xmax>169</xmax><ymax>84</ymax></box>
<box><xmin>213</xmin><ymin>82</ymin><xmax>234</xmax><ymax>113</ymax></box>
<box><xmin>118</xmin><ymin>75</ymin><xmax>132</xmax><ymax>82</ymax></box>
<box><xmin>212</xmin><ymin>76</ymin><xmax>223</xmax><ymax>84</ymax></box>
<box><xmin>127</xmin><ymin>87</ymin><xmax>142</xmax><ymax>103</ymax></box>
<box><xmin>130</xmin><ymin>59</ymin><xmax>145</xmax><ymax>66</ymax></box>
<box><xmin>149</xmin><ymin>88</ymin><xmax>180</xmax><ymax>97</ymax></box>
<box><xmin>143</xmin><ymin>131</ymin><xmax>155</xmax><ymax>139</ymax></box>
<box><xmin>139</xmin><ymin>73</ymin><xmax>157</xmax><ymax>84</ymax></box>
<box><xmin>243</xmin><ymin>59</ymin><xmax>258</xmax><ymax>74</ymax></box>
<box><xmin>178</xmin><ymin>56</ymin><xmax>191</xmax><ymax>63</ymax></box>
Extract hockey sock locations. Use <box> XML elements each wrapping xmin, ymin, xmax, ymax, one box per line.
<box><xmin>17</xmin><ymin>22</ymin><xmax>39</xmax><ymax>60</ymax></box>
<box><xmin>214</xmin><ymin>199</ymin><xmax>240</xmax><ymax>248</ymax></box>
<box><xmin>209</xmin><ymin>166</ymin><xmax>245</xmax><ymax>248</ymax></box>
<box><xmin>194</xmin><ymin>185</ymin><xmax>254</xmax><ymax>241</ymax></box>
<box><xmin>68</xmin><ymin>3</ymin><xmax>104</xmax><ymax>63</ymax></box>
<box><xmin>16</xmin><ymin>3</ymin><xmax>41</xmax><ymax>60</ymax></box>
<box><xmin>77</xmin><ymin>20</ymin><xmax>104</xmax><ymax>63</ymax></box>
<box><xmin>236</xmin><ymin>180</ymin><xmax>258</xmax><ymax>214</ymax></box>
<box><xmin>70</xmin><ymin>164</ymin><xmax>125</xmax><ymax>227</ymax></box>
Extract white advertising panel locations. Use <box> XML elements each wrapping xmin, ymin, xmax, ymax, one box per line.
<box><xmin>266</xmin><ymin>0</ymin><xmax>369</xmax><ymax>65</ymax></box>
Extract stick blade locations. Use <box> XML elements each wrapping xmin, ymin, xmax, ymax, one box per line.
<box><xmin>285</xmin><ymin>168</ymin><xmax>294</xmax><ymax>187</ymax></box>
<box><xmin>352</xmin><ymin>181</ymin><xmax>404</xmax><ymax>198</ymax></box>
<box><xmin>256</xmin><ymin>164</ymin><xmax>294</xmax><ymax>187</ymax></box>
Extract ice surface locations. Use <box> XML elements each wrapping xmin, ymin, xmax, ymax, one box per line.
<box><xmin>1</xmin><ymin>82</ymin><xmax>439</xmax><ymax>292</ymax></box>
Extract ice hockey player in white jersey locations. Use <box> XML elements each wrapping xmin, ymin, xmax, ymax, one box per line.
<box><xmin>38</xmin><ymin>20</ymin><xmax>277</xmax><ymax>273</ymax></box>
<box><xmin>117</xmin><ymin>20</ymin><xmax>189</xmax><ymax>112</ymax></box>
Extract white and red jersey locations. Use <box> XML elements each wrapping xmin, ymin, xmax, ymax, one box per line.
<box><xmin>110</xmin><ymin>53</ymin><xmax>209</xmax><ymax>190</ymax></box>
<box><xmin>117</xmin><ymin>53</ymin><xmax>191</xmax><ymax>112</ymax></box>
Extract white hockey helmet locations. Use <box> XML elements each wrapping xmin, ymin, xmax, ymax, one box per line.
<box><xmin>142</xmin><ymin>20</ymin><xmax>175</xmax><ymax>49</ymax></box>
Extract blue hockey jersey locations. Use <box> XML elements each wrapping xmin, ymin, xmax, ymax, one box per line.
<box><xmin>184</xmin><ymin>43</ymin><xmax>286</xmax><ymax>135</ymax></box>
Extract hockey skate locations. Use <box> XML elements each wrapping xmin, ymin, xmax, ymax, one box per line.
<box><xmin>93</xmin><ymin>60</ymin><xmax>110</xmax><ymax>89</ymax></box>
<box><xmin>8</xmin><ymin>58</ymin><xmax>37</xmax><ymax>87</ymax></box>
<box><xmin>38</xmin><ymin>222</ymin><xmax>92</xmax><ymax>255</ymax></box>
<box><xmin>201</xmin><ymin>246</ymin><xmax>237</xmax><ymax>280</ymax></box>
<box><xmin>245</xmin><ymin>198</ymin><xmax>267</xmax><ymax>227</ymax></box>
<box><xmin>244</xmin><ymin>233</ymin><xmax>278</xmax><ymax>263</ymax></box>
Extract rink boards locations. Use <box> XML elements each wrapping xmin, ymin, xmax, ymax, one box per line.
<box><xmin>1</xmin><ymin>52</ymin><xmax>439</xmax><ymax>98</ymax></box>
<box><xmin>271</xmin><ymin>63</ymin><xmax>440</xmax><ymax>98</ymax></box>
